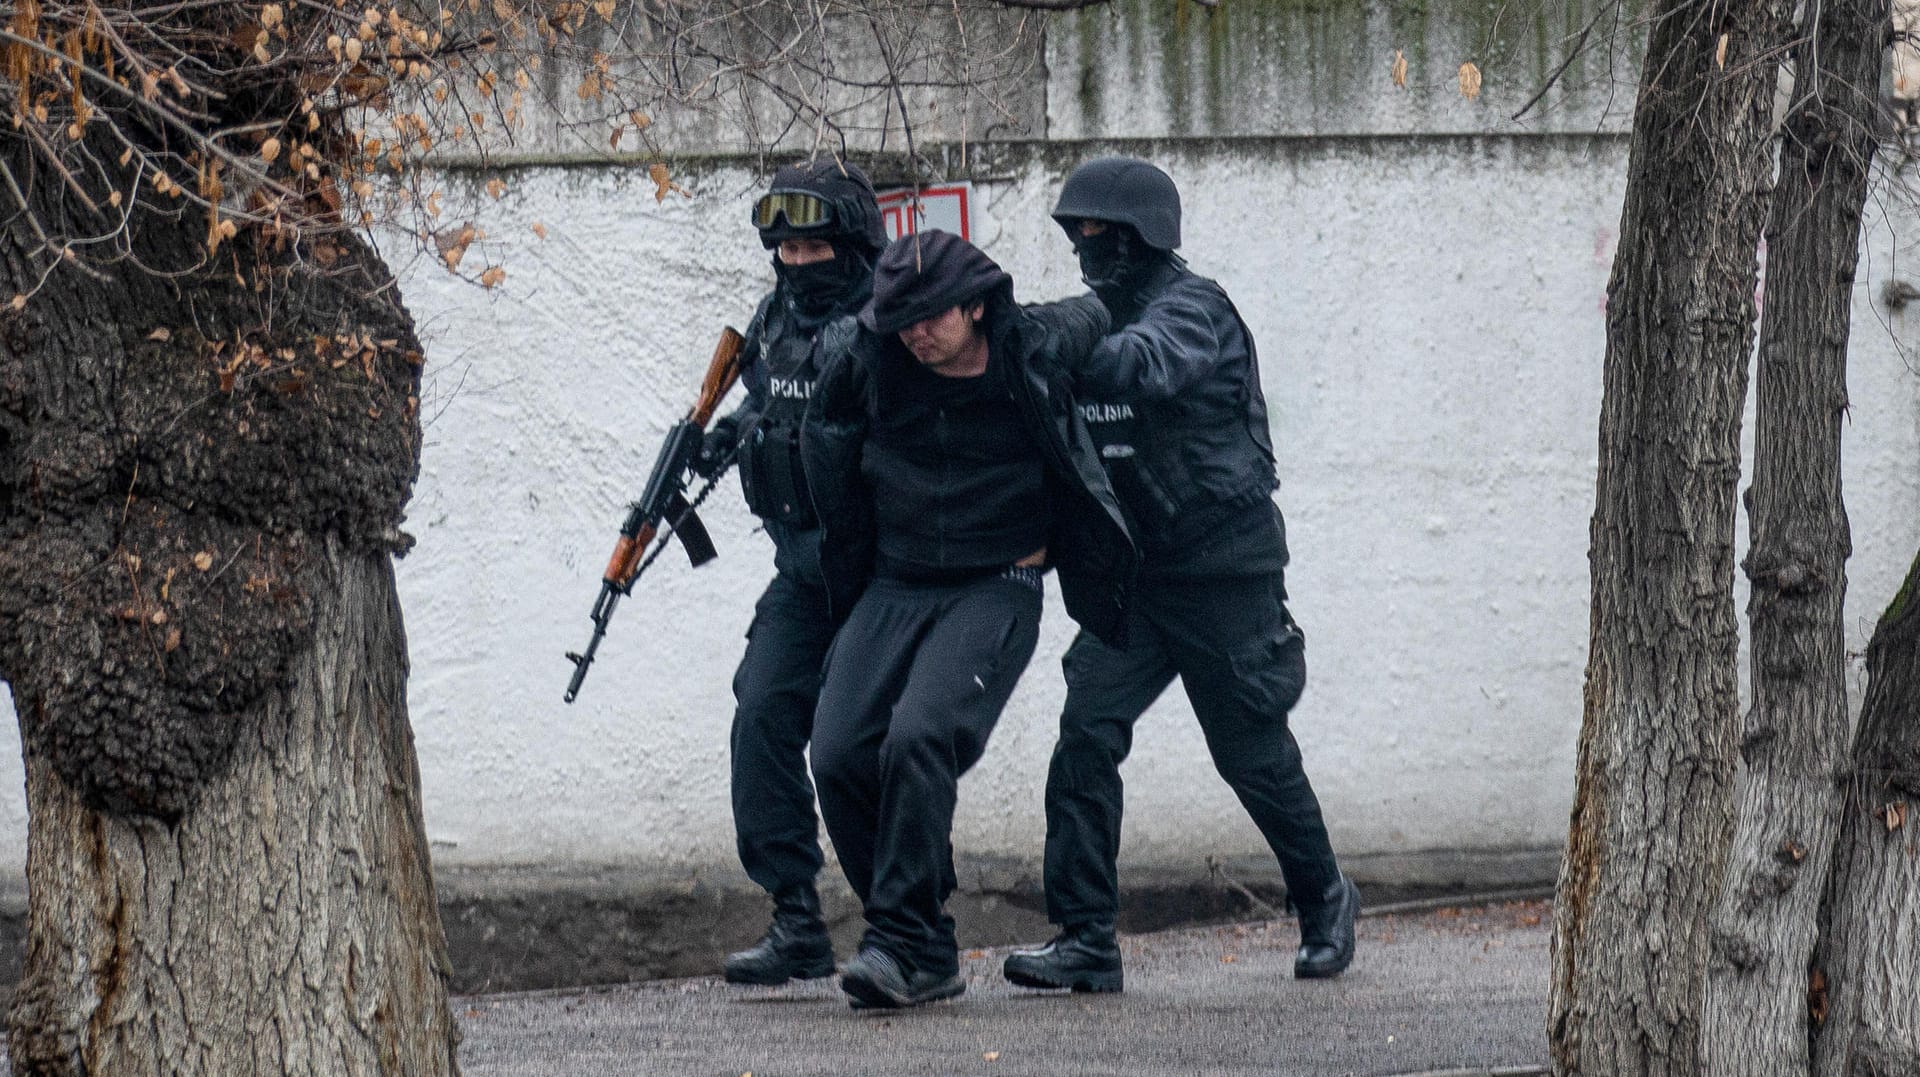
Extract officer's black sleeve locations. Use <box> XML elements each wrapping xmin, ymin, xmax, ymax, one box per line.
<box><xmin>798</xmin><ymin>327</ymin><xmax>875</xmax><ymax>524</ymax></box>
<box><xmin>1018</xmin><ymin>294</ymin><xmax>1111</xmax><ymax>379</ymax></box>
<box><xmin>1071</xmin><ymin>289</ymin><xmax>1227</xmax><ymax>401</ymax></box>
<box><xmin>799</xmin><ymin>330</ymin><xmax>879</xmax><ymax>622</ymax></box>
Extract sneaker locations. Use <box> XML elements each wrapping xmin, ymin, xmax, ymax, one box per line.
<box><xmin>839</xmin><ymin>946</ymin><xmax>966</xmax><ymax>1010</ymax></box>
<box><xmin>1002</xmin><ymin>922</ymin><xmax>1124</xmax><ymax>993</ymax></box>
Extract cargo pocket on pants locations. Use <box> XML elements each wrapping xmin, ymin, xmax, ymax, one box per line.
<box><xmin>1225</xmin><ymin>624</ymin><xmax>1307</xmax><ymax>719</ymax></box>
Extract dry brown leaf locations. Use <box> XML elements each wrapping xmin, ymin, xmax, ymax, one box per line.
<box><xmin>480</xmin><ymin>266</ymin><xmax>506</xmax><ymax>288</ymax></box>
<box><xmin>1881</xmin><ymin>801</ymin><xmax>1908</xmax><ymax>832</ymax></box>
<box><xmin>531</xmin><ymin>222</ymin><xmax>548</xmax><ymax>239</ymax></box>
<box><xmin>628</xmin><ymin>109</ymin><xmax>651</xmax><ymax>131</ymax></box>
<box><xmin>261</xmin><ymin>137</ymin><xmax>281</xmax><ymax>163</ymax></box>
<box><xmin>1715</xmin><ymin>33</ymin><xmax>1729</xmax><ymax>69</ymax></box>
<box><xmin>1391</xmin><ymin>49</ymin><xmax>1408</xmax><ymax>89</ymax></box>
<box><xmin>649</xmin><ymin>162</ymin><xmax>688</xmax><ymax>202</ymax></box>
<box><xmin>1458</xmin><ymin>61</ymin><xmax>1482</xmax><ymax>100</ymax></box>
<box><xmin>193</xmin><ymin>551</ymin><xmax>214</xmax><ymax>571</ymax></box>
<box><xmin>486</xmin><ymin>178</ymin><xmax>507</xmax><ymax>200</ymax></box>
<box><xmin>164</xmin><ymin>626</ymin><xmax>182</xmax><ymax>652</ymax></box>
<box><xmin>147</xmin><ymin>327</ymin><xmax>172</xmax><ymax>342</ymax></box>
<box><xmin>982</xmin><ymin>1053</ymin><xmax>1000</xmax><ymax>1063</ymax></box>
<box><xmin>8</xmin><ymin>295</ymin><xmax>25</xmax><ymax>311</ymax></box>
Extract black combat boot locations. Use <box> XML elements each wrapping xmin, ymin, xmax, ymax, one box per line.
<box><xmin>1002</xmin><ymin>922</ymin><xmax>1124</xmax><ymax>993</ymax></box>
<box><xmin>1294</xmin><ymin>875</ymin><xmax>1360</xmax><ymax>979</ymax></box>
<box><xmin>723</xmin><ymin>886</ymin><xmax>835</xmax><ymax>986</ymax></box>
<box><xmin>839</xmin><ymin>946</ymin><xmax>966</xmax><ymax>1010</ymax></box>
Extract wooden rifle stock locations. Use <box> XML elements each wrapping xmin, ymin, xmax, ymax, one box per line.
<box><xmin>600</xmin><ymin>326</ymin><xmax>744</xmax><ymax>588</ymax></box>
<box><xmin>565</xmin><ymin>325</ymin><xmax>746</xmax><ymax>703</ymax></box>
<box><xmin>693</xmin><ymin>326</ymin><xmax>747</xmax><ymax>427</ymax></box>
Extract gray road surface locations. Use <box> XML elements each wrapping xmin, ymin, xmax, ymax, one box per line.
<box><xmin>456</xmin><ymin>900</ymin><xmax>1553</xmax><ymax>1077</ymax></box>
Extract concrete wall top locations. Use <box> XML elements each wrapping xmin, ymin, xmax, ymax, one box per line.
<box><xmin>1047</xmin><ymin>0</ymin><xmax>1637</xmax><ymax>139</ymax></box>
<box><xmin>414</xmin><ymin>0</ymin><xmax>1639</xmax><ymax>165</ymax></box>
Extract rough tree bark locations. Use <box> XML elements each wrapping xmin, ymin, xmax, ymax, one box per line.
<box><xmin>1548</xmin><ymin>1</ymin><xmax>1792</xmax><ymax>1073</ymax></box>
<box><xmin>0</xmin><ymin>132</ymin><xmax>458</xmax><ymax>1073</ymax></box>
<box><xmin>1699</xmin><ymin>0</ymin><xmax>1887</xmax><ymax>1071</ymax></box>
<box><xmin>1812</xmin><ymin>552</ymin><xmax>1920</xmax><ymax>1075</ymax></box>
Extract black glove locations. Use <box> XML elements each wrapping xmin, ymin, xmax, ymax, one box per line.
<box><xmin>691</xmin><ymin>422</ymin><xmax>738</xmax><ymax>480</ymax></box>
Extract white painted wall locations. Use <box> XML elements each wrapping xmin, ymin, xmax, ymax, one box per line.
<box><xmin>6</xmin><ymin>134</ymin><xmax>1882</xmax><ymax>885</ymax></box>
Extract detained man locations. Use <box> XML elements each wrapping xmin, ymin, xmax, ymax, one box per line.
<box><xmin>801</xmin><ymin>229</ymin><xmax>1136</xmax><ymax>1009</ymax></box>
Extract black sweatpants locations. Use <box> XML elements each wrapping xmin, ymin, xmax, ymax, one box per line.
<box><xmin>1042</xmin><ymin>569</ymin><xmax>1341</xmax><ymax>926</ymax></box>
<box><xmin>811</xmin><ymin>573</ymin><xmax>1043</xmax><ymax>977</ymax></box>
<box><xmin>730</xmin><ymin>571</ymin><xmax>837</xmax><ymax>897</ymax></box>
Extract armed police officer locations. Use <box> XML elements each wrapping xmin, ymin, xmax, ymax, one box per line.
<box><xmin>803</xmin><ymin>230</ymin><xmax>1136</xmax><ymax>1009</ymax></box>
<box><xmin>701</xmin><ymin>159</ymin><xmax>887</xmax><ymax>987</ymax></box>
<box><xmin>1003</xmin><ymin>157</ymin><xmax>1360</xmax><ymax>994</ymax></box>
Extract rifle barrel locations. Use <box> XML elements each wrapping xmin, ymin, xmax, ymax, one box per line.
<box><xmin>563</xmin><ymin>584</ymin><xmax>622</xmax><ymax>703</ymax></box>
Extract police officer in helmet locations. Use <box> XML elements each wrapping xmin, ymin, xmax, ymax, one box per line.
<box><xmin>1003</xmin><ymin>156</ymin><xmax>1360</xmax><ymax>993</ymax></box>
<box><xmin>701</xmin><ymin>158</ymin><xmax>886</xmax><ymax>986</ymax></box>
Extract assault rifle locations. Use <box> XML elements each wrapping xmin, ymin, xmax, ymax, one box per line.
<box><xmin>564</xmin><ymin>327</ymin><xmax>746</xmax><ymax>703</ymax></box>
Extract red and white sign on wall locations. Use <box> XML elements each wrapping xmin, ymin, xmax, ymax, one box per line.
<box><xmin>875</xmin><ymin>183</ymin><xmax>973</xmax><ymax>241</ymax></box>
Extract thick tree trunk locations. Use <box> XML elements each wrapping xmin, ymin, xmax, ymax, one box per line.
<box><xmin>1812</xmin><ymin>553</ymin><xmax>1920</xmax><ymax>1075</ymax></box>
<box><xmin>0</xmin><ymin>132</ymin><xmax>457</xmax><ymax>1073</ymax></box>
<box><xmin>1548</xmin><ymin>1</ymin><xmax>1791</xmax><ymax>1073</ymax></box>
<box><xmin>1700</xmin><ymin>1</ymin><xmax>1885</xmax><ymax>1072</ymax></box>
<box><xmin>6</xmin><ymin>545</ymin><xmax>458</xmax><ymax>1075</ymax></box>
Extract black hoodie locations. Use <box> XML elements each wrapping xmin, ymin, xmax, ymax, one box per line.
<box><xmin>804</xmin><ymin>234</ymin><xmax>1138</xmax><ymax>643</ymax></box>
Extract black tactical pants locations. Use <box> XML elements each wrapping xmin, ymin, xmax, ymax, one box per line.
<box><xmin>811</xmin><ymin>573</ymin><xmax>1043</xmax><ymax>976</ymax></box>
<box><xmin>1042</xmin><ymin>570</ymin><xmax>1341</xmax><ymax>926</ymax></box>
<box><xmin>730</xmin><ymin>571</ymin><xmax>837</xmax><ymax>897</ymax></box>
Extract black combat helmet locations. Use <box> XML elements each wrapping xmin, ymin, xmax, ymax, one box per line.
<box><xmin>1050</xmin><ymin>156</ymin><xmax>1182</xmax><ymax>251</ymax></box>
<box><xmin>754</xmin><ymin>158</ymin><xmax>888</xmax><ymax>254</ymax></box>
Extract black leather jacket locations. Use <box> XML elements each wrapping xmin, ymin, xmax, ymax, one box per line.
<box><xmin>1071</xmin><ymin>259</ymin><xmax>1281</xmax><ymax>560</ymax></box>
<box><xmin>801</xmin><ymin>288</ymin><xmax>1137</xmax><ymax>643</ymax></box>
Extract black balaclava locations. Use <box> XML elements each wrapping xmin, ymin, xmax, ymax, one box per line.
<box><xmin>774</xmin><ymin>239</ymin><xmax>873</xmax><ymax>326</ymax></box>
<box><xmin>1072</xmin><ymin>223</ymin><xmax>1166</xmax><ymax>319</ymax></box>
<box><xmin>756</xmin><ymin>158</ymin><xmax>885</xmax><ymax>327</ymax></box>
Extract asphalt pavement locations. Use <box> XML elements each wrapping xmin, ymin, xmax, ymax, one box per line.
<box><xmin>455</xmin><ymin>899</ymin><xmax>1553</xmax><ymax>1077</ymax></box>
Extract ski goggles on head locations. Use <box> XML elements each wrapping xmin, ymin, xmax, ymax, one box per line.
<box><xmin>753</xmin><ymin>190</ymin><xmax>837</xmax><ymax>232</ymax></box>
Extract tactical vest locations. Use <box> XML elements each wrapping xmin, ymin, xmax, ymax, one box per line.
<box><xmin>737</xmin><ymin>301</ymin><xmax>858</xmax><ymax>528</ymax></box>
